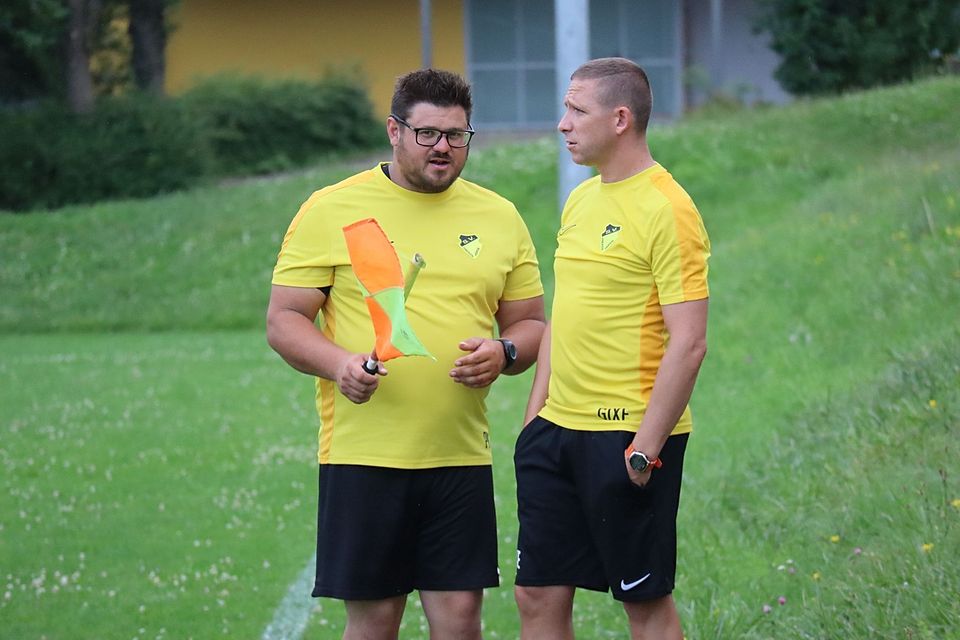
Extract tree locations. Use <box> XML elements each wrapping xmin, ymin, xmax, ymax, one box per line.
<box><xmin>756</xmin><ymin>0</ymin><xmax>960</xmax><ymax>95</ymax></box>
<box><xmin>64</xmin><ymin>0</ymin><xmax>99</xmax><ymax>113</ymax></box>
<box><xmin>127</xmin><ymin>0</ymin><xmax>167</xmax><ymax>94</ymax></box>
<box><xmin>0</xmin><ymin>0</ymin><xmax>175</xmax><ymax>109</ymax></box>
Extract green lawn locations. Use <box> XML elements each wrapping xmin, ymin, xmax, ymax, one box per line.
<box><xmin>2</xmin><ymin>76</ymin><xmax>959</xmax><ymax>639</ymax></box>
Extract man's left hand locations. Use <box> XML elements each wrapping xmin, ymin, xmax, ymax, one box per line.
<box><xmin>625</xmin><ymin>459</ymin><xmax>654</xmax><ymax>488</ymax></box>
<box><xmin>450</xmin><ymin>338</ymin><xmax>505</xmax><ymax>388</ymax></box>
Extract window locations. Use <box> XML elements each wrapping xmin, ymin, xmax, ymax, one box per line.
<box><xmin>467</xmin><ymin>0</ymin><xmax>682</xmax><ymax>127</ymax></box>
<box><xmin>590</xmin><ymin>0</ymin><xmax>681</xmax><ymax>117</ymax></box>
<box><xmin>467</xmin><ymin>0</ymin><xmax>557</xmax><ymax>128</ymax></box>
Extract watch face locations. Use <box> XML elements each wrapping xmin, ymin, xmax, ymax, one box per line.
<box><xmin>629</xmin><ymin>452</ymin><xmax>648</xmax><ymax>473</ymax></box>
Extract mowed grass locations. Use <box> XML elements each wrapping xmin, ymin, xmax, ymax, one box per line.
<box><xmin>0</xmin><ymin>332</ymin><xmax>320</xmax><ymax>638</ymax></box>
<box><xmin>2</xmin><ymin>76</ymin><xmax>959</xmax><ymax>639</ymax></box>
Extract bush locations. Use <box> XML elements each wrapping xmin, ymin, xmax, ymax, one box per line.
<box><xmin>0</xmin><ymin>73</ymin><xmax>382</xmax><ymax>212</ymax></box>
<box><xmin>181</xmin><ymin>73</ymin><xmax>382</xmax><ymax>176</ymax></box>
<box><xmin>756</xmin><ymin>0</ymin><xmax>960</xmax><ymax>95</ymax></box>
<box><xmin>0</xmin><ymin>95</ymin><xmax>210</xmax><ymax>211</ymax></box>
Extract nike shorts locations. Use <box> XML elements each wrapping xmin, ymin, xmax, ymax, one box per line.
<box><xmin>514</xmin><ymin>416</ymin><xmax>688</xmax><ymax>602</ymax></box>
<box><xmin>311</xmin><ymin>464</ymin><xmax>500</xmax><ymax>601</ymax></box>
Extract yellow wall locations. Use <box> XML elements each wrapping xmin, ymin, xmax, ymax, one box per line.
<box><xmin>166</xmin><ymin>0</ymin><xmax>465</xmax><ymax>118</ymax></box>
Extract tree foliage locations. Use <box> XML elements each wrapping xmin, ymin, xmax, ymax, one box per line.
<box><xmin>0</xmin><ymin>0</ymin><xmax>69</xmax><ymax>102</ymax></box>
<box><xmin>756</xmin><ymin>0</ymin><xmax>960</xmax><ymax>95</ymax></box>
<box><xmin>0</xmin><ymin>0</ymin><xmax>176</xmax><ymax>108</ymax></box>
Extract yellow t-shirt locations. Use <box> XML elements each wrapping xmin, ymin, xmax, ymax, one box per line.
<box><xmin>273</xmin><ymin>164</ymin><xmax>543</xmax><ymax>468</ymax></box>
<box><xmin>540</xmin><ymin>164</ymin><xmax>710</xmax><ymax>434</ymax></box>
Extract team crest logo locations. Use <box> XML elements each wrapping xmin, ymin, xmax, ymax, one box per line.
<box><xmin>459</xmin><ymin>234</ymin><xmax>482</xmax><ymax>258</ymax></box>
<box><xmin>600</xmin><ymin>224</ymin><xmax>621</xmax><ymax>251</ymax></box>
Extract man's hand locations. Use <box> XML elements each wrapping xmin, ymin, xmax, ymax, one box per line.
<box><xmin>336</xmin><ymin>352</ymin><xmax>387</xmax><ymax>404</ymax></box>
<box><xmin>450</xmin><ymin>338</ymin><xmax>505</xmax><ymax>388</ymax></box>
<box><xmin>624</xmin><ymin>452</ymin><xmax>655</xmax><ymax>488</ymax></box>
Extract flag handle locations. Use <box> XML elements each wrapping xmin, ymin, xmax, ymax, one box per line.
<box><xmin>403</xmin><ymin>253</ymin><xmax>426</xmax><ymax>300</ymax></box>
<box><xmin>362</xmin><ymin>357</ymin><xmax>379</xmax><ymax>375</ymax></box>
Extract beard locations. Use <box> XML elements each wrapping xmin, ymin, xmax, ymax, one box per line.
<box><xmin>394</xmin><ymin>145</ymin><xmax>468</xmax><ymax>193</ymax></box>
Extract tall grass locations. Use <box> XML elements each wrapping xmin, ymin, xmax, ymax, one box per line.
<box><xmin>1</xmin><ymin>76</ymin><xmax>958</xmax><ymax>639</ymax></box>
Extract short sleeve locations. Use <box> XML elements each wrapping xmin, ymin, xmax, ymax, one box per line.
<box><xmin>502</xmin><ymin>209</ymin><xmax>544</xmax><ymax>301</ymax></box>
<box><xmin>649</xmin><ymin>199</ymin><xmax>710</xmax><ymax>305</ymax></box>
<box><xmin>272</xmin><ymin>195</ymin><xmax>336</xmax><ymax>288</ymax></box>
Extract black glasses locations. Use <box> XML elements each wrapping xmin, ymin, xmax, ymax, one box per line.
<box><xmin>390</xmin><ymin>114</ymin><xmax>475</xmax><ymax>148</ymax></box>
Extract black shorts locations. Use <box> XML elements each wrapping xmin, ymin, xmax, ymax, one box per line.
<box><xmin>312</xmin><ymin>464</ymin><xmax>500</xmax><ymax>601</ymax></box>
<box><xmin>514</xmin><ymin>416</ymin><xmax>688</xmax><ymax>602</ymax></box>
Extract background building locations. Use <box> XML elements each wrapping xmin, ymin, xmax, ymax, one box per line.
<box><xmin>166</xmin><ymin>0</ymin><xmax>790</xmax><ymax>128</ymax></box>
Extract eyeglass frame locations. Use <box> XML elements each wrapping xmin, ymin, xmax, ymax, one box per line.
<box><xmin>390</xmin><ymin>113</ymin><xmax>476</xmax><ymax>148</ymax></box>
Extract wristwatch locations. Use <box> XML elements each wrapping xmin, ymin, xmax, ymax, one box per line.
<box><xmin>626</xmin><ymin>448</ymin><xmax>662</xmax><ymax>473</ymax></box>
<box><xmin>497</xmin><ymin>338</ymin><xmax>518</xmax><ymax>370</ymax></box>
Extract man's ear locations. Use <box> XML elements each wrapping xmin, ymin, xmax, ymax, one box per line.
<box><xmin>386</xmin><ymin>117</ymin><xmax>400</xmax><ymax>147</ymax></box>
<box><xmin>614</xmin><ymin>106</ymin><xmax>633</xmax><ymax>136</ymax></box>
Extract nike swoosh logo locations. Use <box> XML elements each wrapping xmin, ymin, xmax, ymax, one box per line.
<box><xmin>620</xmin><ymin>573</ymin><xmax>652</xmax><ymax>591</ymax></box>
<box><xmin>558</xmin><ymin>224</ymin><xmax>577</xmax><ymax>236</ymax></box>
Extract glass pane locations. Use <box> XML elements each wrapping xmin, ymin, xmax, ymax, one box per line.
<box><xmin>472</xmin><ymin>68</ymin><xmax>519</xmax><ymax>125</ymax></box>
<box><xmin>469</xmin><ymin>0</ymin><xmax>516</xmax><ymax>63</ymax></box>
<box><xmin>645</xmin><ymin>64</ymin><xmax>676</xmax><ymax>116</ymax></box>
<box><xmin>624</xmin><ymin>0</ymin><xmax>677</xmax><ymax>59</ymax></box>
<box><xmin>523</xmin><ymin>68</ymin><xmax>556</xmax><ymax>124</ymax></box>
<box><xmin>589</xmin><ymin>0</ymin><xmax>621</xmax><ymax>58</ymax></box>
<box><xmin>521</xmin><ymin>0</ymin><xmax>555</xmax><ymax>62</ymax></box>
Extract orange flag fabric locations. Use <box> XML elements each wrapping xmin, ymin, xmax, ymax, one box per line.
<box><xmin>342</xmin><ymin>218</ymin><xmax>431</xmax><ymax>363</ymax></box>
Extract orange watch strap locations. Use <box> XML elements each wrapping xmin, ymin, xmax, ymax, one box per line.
<box><xmin>624</xmin><ymin>446</ymin><xmax>663</xmax><ymax>468</ymax></box>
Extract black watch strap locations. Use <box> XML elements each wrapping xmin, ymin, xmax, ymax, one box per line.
<box><xmin>497</xmin><ymin>338</ymin><xmax>517</xmax><ymax>370</ymax></box>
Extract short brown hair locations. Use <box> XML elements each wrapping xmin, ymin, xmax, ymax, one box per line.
<box><xmin>391</xmin><ymin>69</ymin><xmax>473</xmax><ymax>122</ymax></box>
<box><xmin>572</xmin><ymin>57</ymin><xmax>652</xmax><ymax>133</ymax></box>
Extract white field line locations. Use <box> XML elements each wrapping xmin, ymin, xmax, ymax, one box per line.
<box><xmin>262</xmin><ymin>553</ymin><xmax>317</xmax><ymax>640</ymax></box>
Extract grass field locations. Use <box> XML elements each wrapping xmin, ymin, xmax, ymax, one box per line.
<box><xmin>2</xmin><ymin>76</ymin><xmax>959</xmax><ymax>639</ymax></box>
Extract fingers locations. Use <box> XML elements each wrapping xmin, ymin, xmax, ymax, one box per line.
<box><xmin>337</xmin><ymin>355</ymin><xmax>384</xmax><ymax>404</ymax></box>
<box><xmin>450</xmin><ymin>338</ymin><xmax>503</xmax><ymax>388</ymax></box>
<box><xmin>450</xmin><ymin>364</ymin><xmax>498</xmax><ymax>388</ymax></box>
<box><xmin>458</xmin><ymin>337</ymin><xmax>485</xmax><ymax>352</ymax></box>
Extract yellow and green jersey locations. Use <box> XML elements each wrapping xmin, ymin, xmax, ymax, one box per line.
<box><xmin>273</xmin><ymin>164</ymin><xmax>543</xmax><ymax>468</ymax></box>
<box><xmin>540</xmin><ymin>164</ymin><xmax>710</xmax><ymax>435</ymax></box>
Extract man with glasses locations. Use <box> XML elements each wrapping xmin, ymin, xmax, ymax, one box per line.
<box><xmin>267</xmin><ymin>68</ymin><xmax>545</xmax><ymax>639</ymax></box>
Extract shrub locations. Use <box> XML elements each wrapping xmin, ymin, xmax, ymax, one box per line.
<box><xmin>0</xmin><ymin>95</ymin><xmax>210</xmax><ymax>211</ymax></box>
<box><xmin>0</xmin><ymin>73</ymin><xmax>381</xmax><ymax>212</ymax></box>
<box><xmin>181</xmin><ymin>73</ymin><xmax>382</xmax><ymax>176</ymax></box>
<box><xmin>755</xmin><ymin>0</ymin><xmax>960</xmax><ymax>95</ymax></box>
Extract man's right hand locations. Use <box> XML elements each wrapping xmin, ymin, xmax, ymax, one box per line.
<box><xmin>335</xmin><ymin>353</ymin><xmax>387</xmax><ymax>404</ymax></box>
<box><xmin>266</xmin><ymin>286</ymin><xmax>389</xmax><ymax>404</ymax></box>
